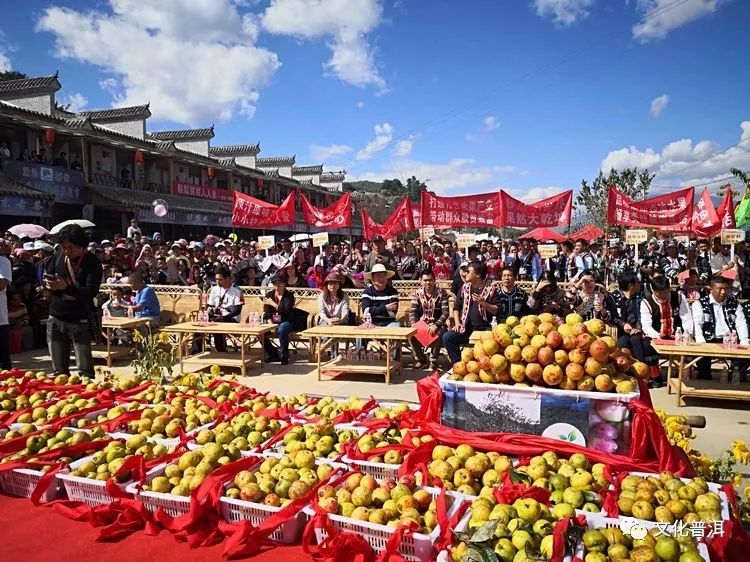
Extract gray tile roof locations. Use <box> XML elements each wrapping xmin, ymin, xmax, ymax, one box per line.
<box><xmin>0</xmin><ymin>170</ymin><xmax>55</xmax><ymax>200</ymax></box>
<box><xmin>263</xmin><ymin>169</ymin><xmax>280</xmax><ymax>177</ymax></box>
<box><xmin>292</xmin><ymin>165</ymin><xmax>323</xmax><ymax>175</ymax></box>
<box><xmin>88</xmin><ymin>183</ymin><xmax>230</xmax><ymax>214</ymax></box>
<box><xmin>0</xmin><ymin>73</ymin><xmax>61</xmax><ymax>95</ymax></box>
<box><xmin>79</xmin><ymin>104</ymin><xmax>151</xmax><ymax>122</ymax></box>
<box><xmin>148</xmin><ymin>127</ymin><xmax>214</xmax><ymax>141</ymax></box>
<box><xmin>257</xmin><ymin>156</ymin><xmax>295</xmax><ymax>167</ymax></box>
<box><xmin>63</xmin><ymin>116</ymin><xmax>94</xmax><ymax>129</ymax></box>
<box><xmin>209</xmin><ymin>143</ymin><xmax>260</xmax><ymax>157</ymax></box>
<box><xmin>214</xmin><ymin>157</ymin><xmax>236</xmax><ymax>167</ymax></box>
<box><xmin>321</xmin><ymin>171</ymin><xmax>346</xmax><ymax>181</ymax></box>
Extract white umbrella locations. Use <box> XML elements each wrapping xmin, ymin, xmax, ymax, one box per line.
<box><xmin>288</xmin><ymin>233</ymin><xmax>312</xmax><ymax>242</ymax></box>
<box><xmin>8</xmin><ymin>224</ymin><xmax>49</xmax><ymax>239</ymax></box>
<box><xmin>50</xmin><ymin>219</ymin><xmax>96</xmax><ymax>235</ymax></box>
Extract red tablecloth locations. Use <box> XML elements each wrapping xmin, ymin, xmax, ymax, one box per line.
<box><xmin>0</xmin><ymin>495</ymin><xmax>312</xmax><ymax>562</ymax></box>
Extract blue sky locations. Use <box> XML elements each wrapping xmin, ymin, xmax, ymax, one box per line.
<box><xmin>1</xmin><ymin>0</ymin><xmax>748</xmax><ymax>200</ymax></box>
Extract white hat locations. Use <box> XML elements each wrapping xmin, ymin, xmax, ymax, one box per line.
<box><xmin>23</xmin><ymin>242</ymin><xmax>35</xmax><ymax>251</ymax></box>
<box><xmin>365</xmin><ymin>263</ymin><xmax>395</xmax><ymax>279</ymax></box>
<box><xmin>33</xmin><ymin>240</ymin><xmax>53</xmax><ymax>252</ymax></box>
<box><xmin>101</xmin><ymin>239</ymin><xmax>112</xmax><ymax>246</ymax></box>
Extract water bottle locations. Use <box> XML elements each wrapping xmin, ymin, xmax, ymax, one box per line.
<box><xmin>722</xmin><ymin>333</ymin><xmax>730</xmax><ymax>349</ymax></box>
<box><xmin>103</xmin><ymin>306</ymin><xmax>111</xmax><ymax>318</ymax></box>
<box><xmin>364</xmin><ymin>311</ymin><xmax>372</xmax><ymax>327</ymax></box>
<box><xmin>731</xmin><ymin>331</ymin><xmax>739</xmax><ymax>349</ymax></box>
<box><xmin>127</xmin><ymin>306</ymin><xmax>134</xmax><ymax>318</ymax></box>
<box><xmin>731</xmin><ymin>364</ymin><xmax>741</xmax><ymax>385</ymax></box>
<box><xmin>675</xmin><ymin>327</ymin><xmax>683</xmax><ymax>344</ymax></box>
<box><xmin>491</xmin><ymin>316</ymin><xmax>498</xmax><ymax>330</ymax></box>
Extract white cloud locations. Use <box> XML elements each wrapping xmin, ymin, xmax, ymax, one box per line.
<box><xmin>0</xmin><ymin>48</ymin><xmax>10</xmax><ymax>72</ymax></box>
<box><xmin>59</xmin><ymin>92</ymin><xmax>88</xmax><ymax>112</ymax></box>
<box><xmin>261</xmin><ymin>0</ymin><xmax>387</xmax><ymax>92</ymax></box>
<box><xmin>352</xmin><ymin>158</ymin><xmax>494</xmax><ymax>194</ymax></box>
<box><xmin>357</xmin><ymin>101</ymin><xmax>365</xmax><ymax>109</ymax></box>
<box><xmin>516</xmin><ymin>186</ymin><xmax>565</xmax><ymax>203</ymax></box>
<box><xmin>37</xmin><ymin>1</ymin><xmax>280</xmax><ymax>125</ymax></box>
<box><xmin>493</xmin><ymin>165</ymin><xmax>534</xmax><ymax>176</ymax></box>
<box><xmin>483</xmin><ymin>116</ymin><xmax>500</xmax><ymax>131</ymax></box>
<box><xmin>601</xmin><ymin>120</ymin><xmax>750</xmax><ymax>191</ymax></box>
<box><xmin>309</xmin><ymin>143</ymin><xmax>353</xmax><ymax>161</ymax></box>
<box><xmin>633</xmin><ymin>0</ymin><xmax>724</xmax><ymax>41</ymax></box>
<box><xmin>532</xmin><ymin>0</ymin><xmax>595</xmax><ymax>25</ymax></box>
<box><xmin>356</xmin><ymin>122</ymin><xmax>393</xmax><ymax>160</ymax></box>
<box><xmin>393</xmin><ymin>137</ymin><xmax>414</xmax><ymax>157</ymax></box>
<box><xmin>650</xmin><ymin>94</ymin><xmax>669</xmax><ymax>118</ymax></box>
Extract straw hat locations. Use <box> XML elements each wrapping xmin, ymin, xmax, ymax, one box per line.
<box><xmin>365</xmin><ymin>263</ymin><xmax>395</xmax><ymax>279</ymax></box>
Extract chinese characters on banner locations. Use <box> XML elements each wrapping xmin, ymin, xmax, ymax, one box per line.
<box><xmin>497</xmin><ymin>190</ymin><xmax>573</xmax><ymax>227</ymax></box>
<box><xmin>231</xmin><ymin>191</ymin><xmax>295</xmax><ymax>228</ymax></box>
<box><xmin>607</xmin><ymin>186</ymin><xmax>695</xmax><ymax>231</ymax></box>
<box><xmin>361</xmin><ymin>197</ymin><xmax>415</xmax><ymax>240</ymax></box>
<box><xmin>172</xmin><ymin>181</ymin><xmax>233</xmax><ymax>203</ymax></box>
<box><xmin>298</xmin><ymin>191</ymin><xmax>352</xmax><ymax>228</ymax></box>
<box><xmin>420</xmin><ymin>191</ymin><xmax>499</xmax><ymax>228</ymax></box>
<box><xmin>691</xmin><ymin>187</ymin><xmax>721</xmax><ymax>237</ymax></box>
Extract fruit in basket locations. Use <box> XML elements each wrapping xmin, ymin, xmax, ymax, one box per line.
<box><xmin>144</xmin><ymin>445</ymin><xmax>240</xmax><ymax>495</ymax></box>
<box><xmin>300</xmin><ymin>396</ymin><xmax>369</xmax><ymax>420</ymax></box>
<box><xmin>0</xmin><ymin>428</ymin><xmax>102</xmax><ymax>463</ymax></box>
<box><xmin>195</xmin><ymin>413</ymin><xmax>283</xmax><ymax>452</ymax></box>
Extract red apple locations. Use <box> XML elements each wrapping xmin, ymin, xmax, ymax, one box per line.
<box><xmin>576</xmin><ymin>333</ymin><xmax>594</xmax><ymax>351</ymax></box>
<box><xmin>546</xmin><ymin>331</ymin><xmax>563</xmax><ymax>349</ymax></box>
<box><xmin>589</xmin><ymin>340</ymin><xmax>609</xmax><ymax>363</ymax></box>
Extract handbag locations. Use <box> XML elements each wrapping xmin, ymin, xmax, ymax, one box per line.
<box><xmin>65</xmin><ymin>253</ymin><xmax>103</xmax><ymax>344</ymax></box>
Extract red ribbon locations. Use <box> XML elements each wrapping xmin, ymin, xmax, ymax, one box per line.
<box><xmin>493</xmin><ymin>470</ymin><xmax>552</xmax><ymax>505</ymax></box>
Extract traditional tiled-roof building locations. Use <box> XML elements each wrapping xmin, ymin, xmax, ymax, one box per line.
<box><xmin>0</xmin><ymin>72</ymin><xmax>354</xmax><ymax>237</ymax></box>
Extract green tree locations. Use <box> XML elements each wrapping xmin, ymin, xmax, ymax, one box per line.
<box><xmin>405</xmin><ymin>176</ymin><xmax>428</xmax><ymax>201</ymax></box>
<box><xmin>575</xmin><ymin>167</ymin><xmax>655</xmax><ymax>231</ymax></box>
<box><xmin>380</xmin><ymin>178</ymin><xmax>404</xmax><ymax>197</ymax></box>
<box><xmin>0</xmin><ymin>70</ymin><xmax>28</xmax><ymax>81</ymax></box>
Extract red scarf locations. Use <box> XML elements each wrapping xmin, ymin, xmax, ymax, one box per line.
<box><xmin>659</xmin><ymin>298</ymin><xmax>673</xmax><ymax>338</ymax></box>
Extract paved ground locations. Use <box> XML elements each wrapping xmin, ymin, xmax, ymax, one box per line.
<box><xmin>11</xmin><ymin>347</ymin><xmax>750</xmax><ymax>478</ymax></box>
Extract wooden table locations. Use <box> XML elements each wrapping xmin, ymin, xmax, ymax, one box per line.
<box><xmin>161</xmin><ymin>322</ymin><xmax>276</xmax><ymax>378</ymax></box>
<box><xmin>300</xmin><ymin>325</ymin><xmax>416</xmax><ymax>384</ymax></box>
<box><xmin>98</xmin><ymin>317</ymin><xmax>150</xmax><ymax>367</ymax></box>
<box><xmin>651</xmin><ymin>341</ymin><xmax>750</xmax><ymax>406</ymax></box>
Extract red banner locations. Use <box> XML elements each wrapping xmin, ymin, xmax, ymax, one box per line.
<box><xmin>607</xmin><ymin>186</ymin><xmax>694</xmax><ymax>231</ymax></box>
<box><xmin>298</xmin><ymin>191</ymin><xmax>351</xmax><ymax>229</ymax></box>
<box><xmin>361</xmin><ymin>197</ymin><xmax>415</xmax><ymax>240</ymax></box>
<box><xmin>717</xmin><ymin>187</ymin><xmax>735</xmax><ymax>230</ymax></box>
<box><xmin>497</xmin><ymin>190</ymin><xmax>573</xmax><ymax>228</ymax></box>
<box><xmin>420</xmin><ymin>191</ymin><xmax>499</xmax><ymax>228</ymax></box>
<box><xmin>231</xmin><ymin>191</ymin><xmax>295</xmax><ymax>228</ymax></box>
<box><xmin>692</xmin><ymin>187</ymin><xmax>720</xmax><ymax>236</ymax></box>
<box><xmin>172</xmin><ymin>181</ymin><xmax>232</xmax><ymax>203</ymax></box>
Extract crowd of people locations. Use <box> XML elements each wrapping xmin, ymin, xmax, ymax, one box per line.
<box><xmin>1</xmin><ymin>217</ymin><xmax>749</xmax><ymax>386</ymax></box>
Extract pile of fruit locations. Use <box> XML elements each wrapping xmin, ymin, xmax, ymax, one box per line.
<box><xmin>240</xmin><ymin>393</ymin><xmax>310</xmax><ymax>413</ymax></box>
<box><xmin>297</xmin><ymin>396</ymin><xmax>371</xmax><ymax>420</ymax></box>
<box><xmin>0</xmin><ymin>427</ymin><xmax>105</xmax><ymax>467</ymax></box>
<box><xmin>348</xmin><ymin>428</ymin><xmax>428</xmax><ymax>464</ymax></box>
<box><xmin>143</xmin><ymin>444</ymin><xmax>242</xmax><ymax>496</ymax></box>
<box><xmin>277</xmin><ymin>421</ymin><xmax>359</xmax><ymax>459</ymax></box>
<box><xmin>193</xmin><ymin>412</ymin><xmax>284</xmax><ymax>452</ymax></box>
<box><xmin>617</xmin><ymin>472</ymin><xmax>724</xmax><ymax>524</ymax></box>
<box><xmin>13</xmin><ymin>394</ymin><xmax>103</xmax><ymax>425</ymax></box>
<box><xmin>71</xmin><ymin>402</ymin><xmax>142</xmax><ymax>428</ymax></box>
<box><xmin>68</xmin><ymin>436</ymin><xmax>170</xmax><ymax>482</ymax></box>
<box><xmin>0</xmin><ymin>388</ymin><xmax>56</xmax><ymax>415</ymax></box>
<box><xmin>224</xmin><ymin>452</ymin><xmax>336</xmax><ymax>507</ymax></box>
<box><xmin>315</xmin><ymin>472</ymin><xmax>450</xmax><ymax>533</ymax></box>
<box><xmin>120</xmin><ymin>399</ymin><xmax>218</xmax><ymax>439</ymax></box>
<box><xmin>578</xmin><ymin>525</ymin><xmax>706</xmax><ymax>562</ymax></box>
<box><xmin>449</xmin><ymin>313</ymin><xmax>648</xmax><ymax>393</ymax></box>
<box><xmin>368</xmin><ymin>402</ymin><xmax>415</xmax><ymax>420</ymax></box>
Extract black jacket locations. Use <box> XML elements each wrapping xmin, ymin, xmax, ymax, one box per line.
<box><xmin>45</xmin><ymin>251</ymin><xmax>103</xmax><ymax>323</ymax></box>
<box><xmin>263</xmin><ymin>289</ymin><xmax>295</xmax><ymax>323</ymax></box>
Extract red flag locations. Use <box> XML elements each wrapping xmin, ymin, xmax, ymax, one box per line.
<box><xmin>420</xmin><ymin>191</ymin><xmax>499</xmax><ymax>228</ymax></box>
<box><xmin>691</xmin><ymin>187</ymin><xmax>720</xmax><ymax>236</ymax></box>
<box><xmin>607</xmin><ymin>186</ymin><xmax>694</xmax><ymax>231</ymax></box>
<box><xmin>717</xmin><ymin>187</ymin><xmax>735</xmax><ymax>230</ymax></box>
<box><xmin>298</xmin><ymin>191</ymin><xmax>351</xmax><ymax>228</ymax></box>
<box><xmin>412</xmin><ymin>208</ymin><xmax>422</xmax><ymax>229</ymax></box>
<box><xmin>231</xmin><ymin>191</ymin><xmax>295</xmax><ymax>228</ymax></box>
<box><xmin>497</xmin><ymin>190</ymin><xmax>573</xmax><ymax>228</ymax></box>
<box><xmin>361</xmin><ymin>197</ymin><xmax>415</xmax><ymax>240</ymax></box>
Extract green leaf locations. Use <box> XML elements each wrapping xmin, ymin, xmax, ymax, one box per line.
<box><xmin>558</xmin><ymin>434</ymin><xmax>567</xmax><ymax>440</ymax></box>
<box><xmin>583</xmin><ymin>491</ymin><xmax>601</xmax><ymax>504</ymax></box>
<box><xmin>568</xmin><ymin>431</ymin><xmax>577</xmax><ymax>441</ymax></box>
<box><xmin>509</xmin><ymin>469</ymin><xmax>531</xmax><ymax>484</ymax></box>
<box><xmin>468</xmin><ymin>520</ymin><xmax>500</xmax><ymax>543</ymax></box>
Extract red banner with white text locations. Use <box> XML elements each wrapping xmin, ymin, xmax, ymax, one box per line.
<box><xmin>298</xmin><ymin>191</ymin><xmax>351</xmax><ymax>229</ymax></box>
<box><xmin>361</xmin><ymin>197</ymin><xmax>415</xmax><ymax>240</ymax></box>
<box><xmin>692</xmin><ymin>187</ymin><xmax>720</xmax><ymax>237</ymax></box>
<box><xmin>497</xmin><ymin>189</ymin><xmax>573</xmax><ymax>228</ymax></box>
<box><xmin>420</xmin><ymin>191</ymin><xmax>499</xmax><ymax>228</ymax></box>
<box><xmin>607</xmin><ymin>186</ymin><xmax>694</xmax><ymax>231</ymax></box>
<box><xmin>231</xmin><ymin>191</ymin><xmax>295</xmax><ymax>228</ymax></box>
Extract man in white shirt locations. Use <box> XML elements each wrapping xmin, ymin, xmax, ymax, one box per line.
<box><xmin>640</xmin><ymin>275</ymin><xmax>694</xmax><ymax>387</ymax></box>
<box><xmin>0</xmin><ymin>253</ymin><xmax>12</xmax><ymax>369</ymax></box>
<box><xmin>692</xmin><ymin>275</ymin><xmax>749</xmax><ymax>380</ymax></box>
<box><xmin>126</xmin><ymin>219</ymin><xmax>142</xmax><ymax>240</ymax></box>
<box><xmin>193</xmin><ymin>266</ymin><xmax>244</xmax><ymax>353</ymax></box>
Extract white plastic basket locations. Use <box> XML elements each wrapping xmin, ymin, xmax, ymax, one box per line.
<box><xmin>435</xmin><ymin>508</ymin><xmax>574</xmax><ymax>562</ymax></box>
<box><xmin>303</xmin><ymin>486</ymin><xmax>463</xmax><ymax>562</ymax></box>
<box><xmin>340</xmin><ymin>454</ymin><xmax>403</xmax><ymax>480</ymax></box>
<box><xmin>0</xmin><ymin>466</ymin><xmax>65</xmax><ymax>501</ymax></box>
<box><xmin>125</xmin><ymin>464</ymin><xmax>191</xmax><ymax>517</ymax></box>
<box><xmin>219</xmin><ymin>452</ymin><xmax>347</xmax><ymax>544</ymax></box>
<box><xmin>57</xmin><ymin>453</ymin><xmax>162</xmax><ymax>507</ymax></box>
<box><xmin>623</xmin><ymin>471</ymin><xmax>731</xmax><ymax>523</ymax></box>
<box><xmin>574</xmin><ymin>515</ymin><xmax>710</xmax><ymax>561</ymax></box>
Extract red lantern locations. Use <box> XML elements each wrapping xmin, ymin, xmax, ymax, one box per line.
<box><xmin>257</xmin><ymin>178</ymin><xmax>264</xmax><ymax>188</ymax></box>
<box><xmin>44</xmin><ymin>128</ymin><xmax>56</xmax><ymax>145</ymax></box>
<box><xmin>134</xmin><ymin>150</ymin><xmax>144</xmax><ymax>164</ymax></box>
<box><xmin>207</xmin><ymin>167</ymin><xmax>215</xmax><ymax>179</ymax></box>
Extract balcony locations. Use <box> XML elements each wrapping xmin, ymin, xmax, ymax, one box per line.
<box><xmin>90</xmin><ymin>172</ymin><xmax>169</xmax><ymax>194</ymax></box>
